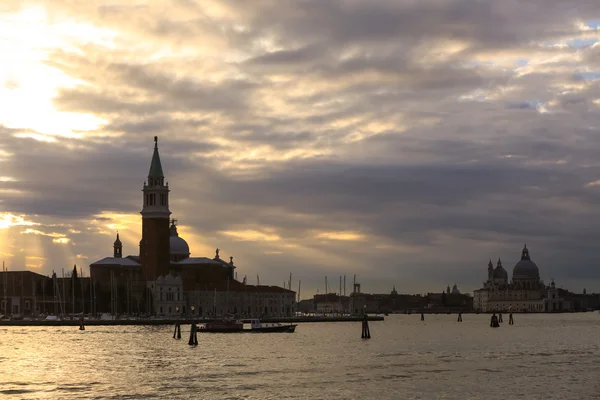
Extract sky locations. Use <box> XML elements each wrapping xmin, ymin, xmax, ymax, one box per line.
<box><xmin>1</xmin><ymin>0</ymin><xmax>600</xmax><ymax>297</ymax></box>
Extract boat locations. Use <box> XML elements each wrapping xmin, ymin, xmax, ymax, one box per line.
<box><xmin>249</xmin><ymin>319</ymin><xmax>297</xmax><ymax>333</ymax></box>
<box><xmin>197</xmin><ymin>319</ymin><xmax>244</xmax><ymax>333</ymax></box>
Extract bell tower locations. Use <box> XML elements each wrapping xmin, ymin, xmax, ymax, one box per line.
<box><xmin>140</xmin><ymin>136</ymin><xmax>171</xmax><ymax>281</ymax></box>
<box><xmin>113</xmin><ymin>232</ymin><xmax>122</xmax><ymax>258</ymax></box>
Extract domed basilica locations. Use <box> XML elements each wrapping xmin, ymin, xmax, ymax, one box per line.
<box><xmin>89</xmin><ymin>137</ymin><xmax>296</xmax><ymax>317</ymax></box>
<box><xmin>473</xmin><ymin>245</ymin><xmax>567</xmax><ymax>313</ymax></box>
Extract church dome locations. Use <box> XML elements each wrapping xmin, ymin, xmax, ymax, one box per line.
<box><xmin>493</xmin><ymin>266</ymin><xmax>508</xmax><ymax>280</ymax></box>
<box><xmin>512</xmin><ymin>245</ymin><xmax>539</xmax><ymax>280</ymax></box>
<box><xmin>169</xmin><ymin>221</ymin><xmax>190</xmax><ymax>258</ymax></box>
<box><xmin>492</xmin><ymin>258</ymin><xmax>508</xmax><ymax>281</ymax></box>
<box><xmin>170</xmin><ymin>235</ymin><xmax>190</xmax><ymax>256</ymax></box>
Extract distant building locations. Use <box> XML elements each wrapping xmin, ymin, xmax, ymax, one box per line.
<box><xmin>0</xmin><ymin>267</ymin><xmax>90</xmax><ymax>317</ymax></box>
<box><xmin>473</xmin><ymin>245</ymin><xmax>572</xmax><ymax>312</ymax></box>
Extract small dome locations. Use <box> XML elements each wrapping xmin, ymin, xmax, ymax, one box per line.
<box><xmin>513</xmin><ymin>245</ymin><xmax>540</xmax><ymax>280</ymax></box>
<box><xmin>493</xmin><ymin>265</ymin><xmax>508</xmax><ymax>280</ymax></box>
<box><xmin>170</xmin><ymin>235</ymin><xmax>190</xmax><ymax>256</ymax></box>
<box><xmin>169</xmin><ymin>221</ymin><xmax>190</xmax><ymax>258</ymax></box>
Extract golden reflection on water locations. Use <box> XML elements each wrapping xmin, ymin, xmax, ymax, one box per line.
<box><xmin>1</xmin><ymin>314</ymin><xmax>600</xmax><ymax>399</ymax></box>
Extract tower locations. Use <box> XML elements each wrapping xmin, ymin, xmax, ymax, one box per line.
<box><xmin>113</xmin><ymin>233</ymin><xmax>122</xmax><ymax>258</ymax></box>
<box><xmin>521</xmin><ymin>244</ymin><xmax>530</xmax><ymax>260</ymax></box>
<box><xmin>487</xmin><ymin>259</ymin><xmax>493</xmax><ymax>280</ymax></box>
<box><xmin>140</xmin><ymin>136</ymin><xmax>171</xmax><ymax>281</ymax></box>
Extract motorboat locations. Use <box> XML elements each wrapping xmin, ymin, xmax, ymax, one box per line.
<box><xmin>197</xmin><ymin>319</ymin><xmax>244</xmax><ymax>333</ymax></box>
<box><xmin>248</xmin><ymin>319</ymin><xmax>296</xmax><ymax>333</ymax></box>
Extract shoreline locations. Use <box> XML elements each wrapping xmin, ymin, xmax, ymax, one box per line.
<box><xmin>0</xmin><ymin>315</ymin><xmax>385</xmax><ymax>326</ymax></box>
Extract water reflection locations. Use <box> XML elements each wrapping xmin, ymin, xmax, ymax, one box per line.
<box><xmin>1</xmin><ymin>313</ymin><xmax>599</xmax><ymax>399</ymax></box>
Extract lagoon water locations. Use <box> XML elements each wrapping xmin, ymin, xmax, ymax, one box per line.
<box><xmin>1</xmin><ymin>313</ymin><xmax>599</xmax><ymax>399</ymax></box>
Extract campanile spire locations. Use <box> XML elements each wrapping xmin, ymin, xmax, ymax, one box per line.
<box><xmin>140</xmin><ymin>136</ymin><xmax>171</xmax><ymax>280</ymax></box>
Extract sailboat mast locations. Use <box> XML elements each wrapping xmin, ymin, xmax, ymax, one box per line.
<box><xmin>72</xmin><ymin>265</ymin><xmax>75</xmax><ymax>318</ymax></box>
<box><xmin>80</xmin><ymin>267</ymin><xmax>84</xmax><ymax>314</ymax></box>
<box><xmin>110</xmin><ymin>270</ymin><xmax>114</xmax><ymax>316</ymax></box>
<box><xmin>2</xmin><ymin>262</ymin><xmax>6</xmax><ymax>315</ymax></box>
<box><xmin>61</xmin><ymin>268</ymin><xmax>66</xmax><ymax>317</ymax></box>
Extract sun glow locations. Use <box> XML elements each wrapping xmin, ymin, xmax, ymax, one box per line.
<box><xmin>0</xmin><ymin>6</ymin><xmax>112</xmax><ymax>138</ymax></box>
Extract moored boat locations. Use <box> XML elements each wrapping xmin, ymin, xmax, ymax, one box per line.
<box><xmin>198</xmin><ymin>319</ymin><xmax>244</xmax><ymax>333</ymax></box>
<box><xmin>249</xmin><ymin>319</ymin><xmax>297</xmax><ymax>333</ymax></box>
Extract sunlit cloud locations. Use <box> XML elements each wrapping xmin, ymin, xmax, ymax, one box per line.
<box><xmin>584</xmin><ymin>180</ymin><xmax>600</xmax><ymax>187</ymax></box>
<box><xmin>25</xmin><ymin>255</ymin><xmax>46</xmax><ymax>269</ymax></box>
<box><xmin>220</xmin><ymin>229</ymin><xmax>281</xmax><ymax>242</ymax></box>
<box><xmin>0</xmin><ymin>213</ymin><xmax>38</xmax><ymax>229</ymax></box>
<box><xmin>315</xmin><ymin>231</ymin><xmax>365</xmax><ymax>241</ymax></box>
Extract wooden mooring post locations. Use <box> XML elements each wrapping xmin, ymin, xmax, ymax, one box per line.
<box><xmin>188</xmin><ymin>323</ymin><xmax>198</xmax><ymax>346</ymax></box>
<box><xmin>361</xmin><ymin>315</ymin><xmax>371</xmax><ymax>339</ymax></box>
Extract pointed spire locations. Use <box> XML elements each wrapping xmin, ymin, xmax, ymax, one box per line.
<box><xmin>148</xmin><ymin>136</ymin><xmax>164</xmax><ymax>179</ymax></box>
<box><xmin>497</xmin><ymin>258</ymin><xmax>502</xmax><ymax>267</ymax></box>
<box><xmin>488</xmin><ymin>258</ymin><xmax>493</xmax><ymax>268</ymax></box>
<box><xmin>521</xmin><ymin>244</ymin><xmax>530</xmax><ymax>260</ymax></box>
<box><xmin>113</xmin><ymin>231</ymin><xmax>123</xmax><ymax>258</ymax></box>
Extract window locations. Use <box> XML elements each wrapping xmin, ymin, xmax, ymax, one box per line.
<box><xmin>160</xmin><ymin>306</ymin><xmax>163</xmax><ymax>314</ymax></box>
<box><xmin>25</xmin><ymin>301</ymin><xmax>30</xmax><ymax>310</ymax></box>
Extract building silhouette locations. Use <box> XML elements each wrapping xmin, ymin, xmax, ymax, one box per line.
<box><xmin>88</xmin><ymin>137</ymin><xmax>295</xmax><ymax>317</ymax></box>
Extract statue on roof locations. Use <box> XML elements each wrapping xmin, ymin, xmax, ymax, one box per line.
<box><xmin>215</xmin><ymin>248</ymin><xmax>220</xmax><ymax>258</ymax></box>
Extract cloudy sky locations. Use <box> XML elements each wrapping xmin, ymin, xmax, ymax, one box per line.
<box><xmin>1</xmin><ymin>0</ymin><xmax>600</xmax><ymax>297</ymax></box>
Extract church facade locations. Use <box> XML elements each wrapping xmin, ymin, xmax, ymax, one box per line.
<box><xmin>89</xmin><ymin>137</ymin><xmax>296</xmax><ymax>318</ymax></box>
<box><xmin>473</xmin><ymin>245</ymin><xmax>571</xmax><ymax>313</ymax></box>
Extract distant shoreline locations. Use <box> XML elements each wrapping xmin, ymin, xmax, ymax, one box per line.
<box><xmin>0</xmin><ymin>315</ymin><xmax>385</xmax><ymax>326</ymax></box>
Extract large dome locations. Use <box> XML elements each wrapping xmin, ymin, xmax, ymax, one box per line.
<box><xmin>512</xmin><ymin>245</ymin><xmax>539</xmax><ymax>280</ymax></box>
<box><xmin>169</xmin><ymin>221</ymin><xmax>190</xmax><ymax>258</ymax></box>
